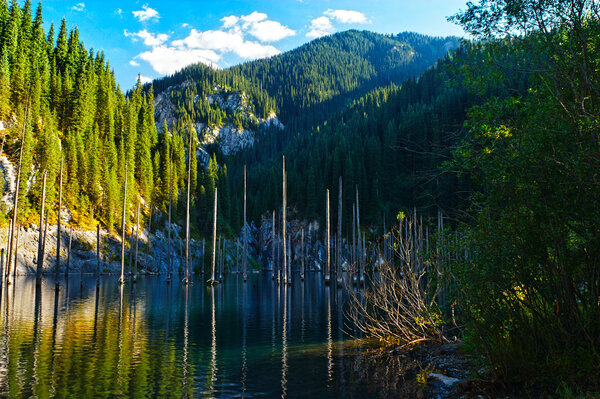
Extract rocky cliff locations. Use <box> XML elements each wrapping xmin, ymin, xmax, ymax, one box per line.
<box><xmin>154</xmin><ymin>83</ymin><xmax>283</xmax><ymax>162</ymax></box>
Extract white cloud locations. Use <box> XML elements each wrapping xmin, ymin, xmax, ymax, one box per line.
<box><xmin>324</xmin><ymin>9</ymin><xmax>369</xmax><ymax>24</ymax></box>
<box><xmin>172</xmin><ymin>29</ymin><xmax>244</xmax><ymax>52</ymax></box>
<box><xmin>221</xmin><ymin>15</ymin><xmax>239</xmax><ymax>29</ymax></box>
<box><xmin>115</xmin><ymin>8</ymin><xmax>122</xmax><ymax>16</ymax></box>
<box><xmin>136</xmin><ymin>46</ymin><xmax>221</xmax><ymax>75</ymax></box>
<box><xmin>249</xmin><ymin>20</ymin><xmax>295</xmax><ymax>42</ymax></box>
<box><xmin>72</xmin><ymin>2</ymin><xmax>85</xmax><ymax>12</ymax></box>
<box><xmin>306</xmin><ymin>16</ymin><xmax>334</xmax><ymax>38</ymax></box>
<box><xmin>241</xmin><ymin>11</ymin><xmax>267</xmax><ymax>24</ymax></box>
<box><xmin>125</xmin><ymin>29</ymin><xmax>169</xmax><ymax>46</ymax></box>
<box><xmin>182</xmin><ymin>23</ymin><xmax>189</xmax><ymax>28</ymax></box>
<box><xmin>306</xmin><ymin>9</ymin><xmax>369</xmax><ymax>39</ymax></box>
<box><xmin>129</xmin><ymin>60</ymin><xmax>140</xmax><ymax>67</ymax></box>
<box><xmin>234</xmin><ymin>41</ymin><xmax>280</xmax><ymax>59</ymax></box>
<box><xmin>130</xmin><ymin>10</ymin><xmax>288</xmax><ymax>76</ymax></box>
<box><xmin>172</xmin><ymin>28</ymin><xmax>280</xmax><ymax>60</ymax></box>
<box><xmin>139</xmin><ymin>75</ymin><xmax>153</xmax><ymax>84</ymax></box>
<box><xmin>133</xmin><ymin>5</ymin><xmax>160</xmax><ymax>22</ymax></box>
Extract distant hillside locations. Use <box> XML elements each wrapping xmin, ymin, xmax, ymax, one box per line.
<box><xmin>148</xmin><ymin>29</ymin><xmax>461</xmax><ymax>233</ymax></box>
<box><xmin>229</xmin><ymin>30</ymin><xmax>460</xmax><ymax>128</ymax></box>
<box><xmin>152</xmin><ymin>30</ymin><xmax>459</xmax><ymax>129</ymax></box>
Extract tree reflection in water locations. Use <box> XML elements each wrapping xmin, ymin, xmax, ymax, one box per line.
<box><xmin>0</xmin><ymin>274</ymin><xmax>430</xmax><ymax>398</ymax></box>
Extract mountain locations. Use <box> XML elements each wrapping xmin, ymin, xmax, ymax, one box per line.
<box><xmin>227</xmin><ymin>30</ymin><xmax>460</xmax><ymax>129</ymax></box>
<box><xmin>226</xmin><ymin>48</ymin><xmax>480</xmax><ymax>231</ymax></box>
<box><xmin>149</xmin><ymin>29</ymin><xmax>461</xmax><ymax>233</ymax></box>
<box><xmin>153</xmin><ymin>30</ymin><xmax>460</xmax><ymax>131</ymax></box>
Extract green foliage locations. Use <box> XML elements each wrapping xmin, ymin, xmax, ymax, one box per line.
<box><xmin>448</xmin><ymin>0</ymin><xmax>600</xmax><ymax>392</ymax></box>
<box><xmin>0</xmin><ymin>2</ymin><xmax>156</xmax><ymax>231</ymax></box>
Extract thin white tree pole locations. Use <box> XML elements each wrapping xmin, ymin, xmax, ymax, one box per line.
<box><xmin>337</xmin><ymin>177</ymin><xmax>342</xmax><ymax>287</ymax></box>
<box><xmin>36</xmin><ymin>169</ymin><xmax>47</xmax><ymax>283</ymax></box>
<box><xmin>57</xmin><ymin>156</ymin><xmax>63</xmax><ymax>276</ymax></box>
<box><xmin>167</xmin><ymin>146</ymin><xmax>173</xmax><ymax>283</ymax></box>
<box><xmin>210</xmin><ymin>188</ymin><xmax>218</xmax><ymax>284</ymax></box>
<box><xmin>134</xmin><ymin>201</ymin><xmax>140</xmax><ymax>282</ymax></box>
<box><xmin>119</xmin><ymin>165</ymin><xmax>128</xmax><ymax>285</ymax></box>
<box><xmin>7</xmin><ymin>99</ymin><xmax>29</xmax><ymax>284</ymax></box>
<box><xmin>185</xmin><ymin>131</ymin><xmax>192</xmax><ymax>285</ymax></box>
<box><xmin>282</xmin><ymin>156</ymin><xmax>289</xmax><ymax>285</ymax></box>
<box><xmin>325</xmin><ymin>189</ymin><xmax>330</xmax><ymax>284</ymax></box>
<box><xmin>243</xmin><ymin>165</ymin><xmax>247</xmax><ymax>282</ymax></box>
<box><xmin>271</xmin><ymin>210</ymin><xmax>275</xmax><ymax>280</ymax></box>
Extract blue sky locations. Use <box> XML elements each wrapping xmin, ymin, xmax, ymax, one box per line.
<box><xmin>36</xmin><ymin>0</ymin><xmax>470</xmax><ymax>89</ymax></box>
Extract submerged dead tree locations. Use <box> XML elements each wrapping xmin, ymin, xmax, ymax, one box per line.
<box><xmin>57</xmin><ymin>157</ymin><xmax>63</xmax><ymax>277</ymax></box>
<box><xmin>185</xmin><ymin>131</ymin><xmax>192</xmax><ymax>285</ymax></box>
<box><xmin>167</xmin><ymin>147</ymin><xmax>174</xmax><ymax>283</ymax></box>
<box><xmin>209</xmin><ymin>188</ymin><xmax>218</xmax><ymax>285</ymax></box>
<box><xmin>42</xmin><ymin>210</ymin><xmax>49</xmax><ymax>281</ymax></box>
<box><xmin>348</xmin><ymin>212</ymin><xmax>446</xmax><ymax>347</ymax></box>
<box><xmin>134</xmin><ymin>201</ymin><xmax>140</xmax><ymax>282</ymax></box>
<box><xmin>36</xmin><ymin>170</ymin><xmax>47</xmax><ymax>283</ymax></box>
<box><xmin>243</xmin><ymin>165</ymin><xmax>247</xmax><ymax>282</ymax></box>
<box><xmin>119</xmin><ymin>166</ymin><xmax>128</xmax><ymax>285</ymax></box>
<box><xmin>271</xmin><ymin>210</ymin><xmax>275</xmax><ymax>280</ymax></box>
<box><xmin>325</xmin><ymin>189</ymin><xmax>331</xmax><ymax>285</ymax></box>
<box><xmin>352</xmin><ymin>202</ymin><xmax>356</xmax><ymax>285</ymax></box>
<box><xmin>6</xmin><ymin>99</ymin><xmax>30</xmax><ymax>284</ymax></box>
<box><xmin>301</xmin><ymin>228</ymin><xmax>305</xmax><ymax>281</ymax></box>
<box><xmin>68</xmin><ymin>228</ymin><xmax>72</xmax><ymax>276</ymax></box>
<box><xmin>202</xmin><ymin>238</ymin><xmax>205</xmax><ymax>275</ymax></box>
<box><xmin>337</xmin><ymin>177</ymin><xmax>342</xmax><ymax>287</ymax></box>
<box><xmin>96</xmin><ymin>224</ymin><xmax>100</xmax><ymax>279</ymax></box>
<box><xmin>283</xmin><ymin>156</ymin><xmax>289</xmax><ymax>285</ymax></box>
<box><xmin>356</xmin><ymin>186</ymin><xmax>364</xmax><ymax>285</ymax></box>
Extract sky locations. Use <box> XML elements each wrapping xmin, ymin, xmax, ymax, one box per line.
<box><xmin>35</xmin><ymin>0</ymin><xmax>470</xmax><ymax>89</ymax></box>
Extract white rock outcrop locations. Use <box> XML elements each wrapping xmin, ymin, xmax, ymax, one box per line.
<box><xmin>0</xmin><ymin>154</ymin><xmax>17</xmax><ymax>211</ymax></box>
<box><xmin>154</xmin><ymin>83</ymin><xmax>284</xmax><ymax>158</ymax></box>
<box><xmin>201</xmin><ymin>124</ymin><xmax>255</xmax><ymax>156</ymax></box>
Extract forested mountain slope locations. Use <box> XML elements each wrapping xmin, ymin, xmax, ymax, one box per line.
<box><xmin>153</xmin><ymin>30</ymin><xmax>460</xmax><ymax>130</ymax></box>
<box><xmin>150</xmin><ymin>30</ymin><xmax>461</xmax><ymax>234</ymax></box>
<box><xmin>0</xmin><ymin>0</ymin><xmax>157</xmax><ymax>230</ymax></box>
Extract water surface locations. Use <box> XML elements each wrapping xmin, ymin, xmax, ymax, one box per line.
<box><xmin>0</xmin><ymin>274</ymin><xmax>423</xmax><ymax>398</ymax></box>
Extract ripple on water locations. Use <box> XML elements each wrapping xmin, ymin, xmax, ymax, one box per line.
<box><xmin>0</xmin><ymin>274</ymin><xmax>425</xmax><ymax>397</ymax></box>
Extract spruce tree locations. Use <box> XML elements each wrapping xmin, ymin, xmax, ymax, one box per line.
<box><xmin>0</xmin><ymin>48</ymin><xmax>10</xmax><ymax>117</ymax></box>
<box><xmin>54</xmin><ymin>18</ymin><xmax>67</xmax><ymax>73</ymax></box>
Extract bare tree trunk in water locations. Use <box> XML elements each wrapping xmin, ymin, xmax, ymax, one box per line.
<box><xmin>185</xmin><ymin>131</ymin><xmax>192</xmax><ymax>285</ymax></box>
<box><xmin>337</xmin><ymin>177</ymin><xmax>342</xmax><ymax>287</ymax></box>
<box><xmin>283</xmin><ymin>156</ymin><xmax>289</xmax><ymax>285</ymax></box>
<box><xmin>134</xmin><ymin>201</ymin><xmax>140</xmax><ymax>282</ymax></box>
<box><xmin>119</xmin><ymin>165</ymin><xmax>128</xmax><ymax>285</ymax></box>
<box><xmin>325</xmin><ymin>189</ymin><xmax>331</xmax><ymax>285</ymax></box>
<box><xmin>243</xmin><ymin>165</ymin><xmax>247</xmax><ymax>282</ymax></box>
<box><xmin>58</xmin><ymin>157</ymin><xmax>63</xmax><ymax>277</ymax></box>
<box><xmin>301</xmin><ymin>228</ymin><xmax>305</xmax><ymax>281</ymax></box>
<box><xmin>210</xmin><ymin>188</ymin><xmax>218</xmax><ymax>284</ymax></box>
<box><xmin>96</xmin><ymin>225</ymin><xmax>100</xmax><ymax>281</ymax></box>
<box><xmin>7</xmin><ymin>99</ymin><xmax>30</xmax><ymax>285</ymax></box>
<box><xmin>36</xmin><ymin>170</ymin><xmax>47</xmax><ymax>283</ymax></box>
<box><xmin>272</xmin><ymin>210</ymin><xmax>275</xmax><ymax>280</ymax></box>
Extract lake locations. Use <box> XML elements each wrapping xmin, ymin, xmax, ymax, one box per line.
<box><xmin>0</xmin><ymin>273</ymin><xmax>425</xmax><ymax>398</ymax></box>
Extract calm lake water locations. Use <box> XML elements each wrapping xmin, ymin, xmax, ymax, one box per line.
<box><xmin>0</xmin><ymin>273</ymin><xmax>424</xmax><ymax>398</ymax></box>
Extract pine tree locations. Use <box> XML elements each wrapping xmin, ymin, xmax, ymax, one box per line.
<box><xmin>0</xmin><ymin>48</ymin><xmax>10</xmax><ymax>117</ymax></box>
<box><xmin>0</xmin><ymin>0</ymin><xmax>8</xmax><ymax>37</ymax></box>
<box><xmin>87</xmin><ymin>124</ymin><xmax>101</xmax><ymax>214</ymax></box>
<box><xmin>3</xmin><ymin>1</ymin><xmax>20</xmax><ymax>66</ymax></box>
<box><xmin>135</xmin><ymin>89</ymin><xmax>154</xmax><ymax>203</ymax></box>
<box><xmin>54</xmin><ymin>18</ymin><xmax>67</xmax><ymax>73</ymax></box>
